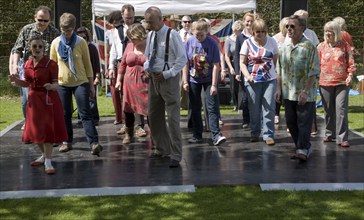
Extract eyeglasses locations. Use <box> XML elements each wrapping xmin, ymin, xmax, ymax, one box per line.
<box><xmin>37</xmin><ymin>19</ymin><xmax>49</xmax><ymax>23</ymax></box>
<box><xmin>255</xmin><ymin>31</ymin><xmax>266</xmax><ymax>34</ymax></box>
<box><xmin>285</xmin><ymin>24</ymin><xmax>295</xmax><ymax>29</ymax></box>
<box><xmin>183</xmin><ymin>21</ymin><xmax>191</xmax><ymax>23</ymax></box>
<box><xmin>31</xmin><ymin>44</ymin><xmax>43</xmax><ymax>49</ymax></box>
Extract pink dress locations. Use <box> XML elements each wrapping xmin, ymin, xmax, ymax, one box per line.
<box><xmin>118</xmin><ymin>43</ymin><xmax>149</xmax><ymax>116</ymax></box>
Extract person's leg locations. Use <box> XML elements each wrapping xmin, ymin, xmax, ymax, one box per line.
<box><xmin>160</xmin><ymin>76</ymin><xmax>182</xmax><ymax>162</ymax></box>
<box><xmin>148</xmin><ymin>78</ymin><xmax>171</xmax><ymax>156</ymax></box>
<box><xmin>134</xmin><ymin>114</ymin><xmax>147</xmax><ymax>137</ymax></box>
<box><xmin>320</xmin><ymin>86</ymin><xmax>336</xmax><ymax>139</ymax></box>
<box><xmin>74</xmin><ymin>83</ymin><xmax>99</xmax><ymax>146</ymax></box>
<box><xmin>284</xmin><ymin>100</ymin><xmax>299</xmax><ymax>146</ymax></box>
<box><xmin>31</xmin><ymin>144</ymin><xmax>45</xmax><ymax>166</ymax></box>
<box><xmin>58</xmin><ymin>85</ymin><xmax>74</xmax><ymax>145</ymax></box>
<box><xmin>189</xmin><ymin>82</ymin><xmax>203</xmax><ymax>140</ymax></box>
<box><xmin>43</xmin><ymin>143</ymin><xmax>55</xmax><ymax>174</ymax></box>
<box><xmin>262</xmin><ymin>80</ymin><xmax>276</xmax><ymax>142</ymax></box>
<box><xmin>204</xmin><ymin>83</ymin><xmax>222</xmax><ymax>142</ymax></box>
<box><xmin>21</xmin><ymin>87</ymin><xmax>29</xmax><ymax>119</ymax></box>
<box><xmin>90</xmin><ymin>85</ymin><xmax>100</xmax><ymax>124</ymax></box>
<box><xmin>110</xmin><ymin>78</ymin><xmax>123</xmax><ymax>124</ymax></box>
<box><xmin>296</xmin><ymin>101</ymin><xmax>315</xmax><ymax>150</ymax></box>
<box><xmin>239</xmin><ymin>80</ymin><xmax>250</xmax><ymax>126</ymax></box>
<box><xmin>335</xmin><ymin>85</ymin><xmax>349</xmax><ymax>144</ymax></box>
<box><xmin>123</xmin><ymin>111</ymin><xmax>135</xmax><ymax>144</ymax></box>
<box><xmin>245</xmin><ymin>81</ymin><xmax>263</xmax><ymax>139</ymax></box>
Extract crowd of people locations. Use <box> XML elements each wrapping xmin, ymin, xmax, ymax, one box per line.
<box><xmin>9</xmin><ymin>5</ymin><xmax>357</xmax><ymax>174</ymax></box>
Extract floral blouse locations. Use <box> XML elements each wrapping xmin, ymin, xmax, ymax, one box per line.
<box><xmin>317</xmin><ymin>40</ymin><xmax>356</xmax><ymax>87</ymax></box>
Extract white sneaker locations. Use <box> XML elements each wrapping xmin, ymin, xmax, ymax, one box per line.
<box><xmin>213</xmin><ymin>135</ymin><xmax>226</xmax><ymax>146</ymax></box>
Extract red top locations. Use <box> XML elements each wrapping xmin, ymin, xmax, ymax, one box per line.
<box><xmin>318</xmin><ymin>40</ymin><xmax>356</xmax><ymax>86</ymax></box>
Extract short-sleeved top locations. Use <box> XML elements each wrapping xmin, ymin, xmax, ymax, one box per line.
<box><xmin>317</xmin><ymin>40</ymin><xmax>356</xmax><ymax>87</ymax></box>
<box><xmin>185</xmin><ymin>35</ymin><xmax>220</xmax><ymax>84</ymax></box>
<box><xmin>224</xmin><ymin>36</ymin><xmax>236</xmax><ymax>57</ymax></box>
<box><xmin>240</xmin><ymin>36</ymin><xmax>278</xmax><ymax>82</ymax></box>
<box><xmin>277</xmin><ymin>37</ymin><xmax>320</xmax><ymax>102</ymax></box>
<box><xmin>12</xmin><ymin>23</ymin><xmax>60</xmax><ymax>59</ymax></box>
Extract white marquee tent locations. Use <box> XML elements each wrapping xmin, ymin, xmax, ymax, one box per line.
<box><xmin>92</xmin><ymin>0</ymin><xmax>256</xmax><ymax>17</ymax></box>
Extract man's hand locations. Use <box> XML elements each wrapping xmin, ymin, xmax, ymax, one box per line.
<box><xmin>154</xmin><ymin>72</ymin><xmax>165</xmax><ymax>82</ymax></box>
<box><xmin>298</xmin><ymin>90</ymin><xmax>308</xmax><ymax>105</ymax></box>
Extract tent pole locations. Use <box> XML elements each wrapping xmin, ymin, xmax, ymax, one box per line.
<box><xmin>103</xmin><ymin>15</ymin><xmax>108</xmax><ymax>95</ymax></box>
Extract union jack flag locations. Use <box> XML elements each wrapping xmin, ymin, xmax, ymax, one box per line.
<box><xmin>93</xmin><ymin>19</ymin><xmax>233</xmax><ymax>69</ymax></box>
<box><xmin>245</xmin><ymin>38</ymin><xmax>273</xmax><ymax>82</ymax></box>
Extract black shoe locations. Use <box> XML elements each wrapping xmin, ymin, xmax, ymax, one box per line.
<box><xmin>169</xmin><ymin>159</ymin><xmax>180</xmax><ymax>168</ymax></box>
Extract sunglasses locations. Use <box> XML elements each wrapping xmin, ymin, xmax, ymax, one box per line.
<box><xmin>31</xmin><ymin>44</ymin><xmax>43</xmax><ymax>49</ymax></box>
<box><xmin>255</xmin><ymin>30</ymin><xmax>266</xmax><ymax>34</ymax></box>
<box><xmin>37</xmin><ymin>19</ymin><xmax>49</xmax><ymax>23</ymax></box>
<box><xmin>285</xmin><ymin>24</ymin><xmax>295</xmax><ymax>29</ymax></box>
<box><xmin>183</xmin><ymin>21</ymin><xmax>191</xmax><ymax>23</ymax></box>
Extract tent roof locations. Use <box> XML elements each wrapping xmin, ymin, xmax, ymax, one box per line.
<box><xmin>93</xmin><ymin>0</ymin><xmax>256</xmax><ymax>17</ymax></box>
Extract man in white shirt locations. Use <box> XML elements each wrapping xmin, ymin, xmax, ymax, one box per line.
<box><xmin>144</xmin><ymin>6</ymin><xmax>187</xmax><ymax>168</ymax></box>
<box><xmin>179</xmin><ymin>15</ymin><xmax>193</xmax><ymax>43</ymax></box>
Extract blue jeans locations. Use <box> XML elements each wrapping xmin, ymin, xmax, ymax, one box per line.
<box><xmin>189</xmin><ymin>82</ymin><xmax>221</xmax><ymax>141</ymax></box>
<box><xmin>58</xmin><ymin>83</ymin><xmax>99</xmax><ymax>146</ymax></box>
<box><xmin>20</xmin><ymin>87</ymin><xmax>29</xmax><ymax>118</ymax></box>
<box><xmin>245</xmin><ymin>79</ymin><xmax>276</xmax><ymax>140</ymax></box>
<box><xmin>284</xmin><ymin>100</ymin><xmax>315</xmax><ymax>150</ymax></box>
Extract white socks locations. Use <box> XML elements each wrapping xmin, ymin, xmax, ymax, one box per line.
<box><xmin>44</xmin><ymin>158</ymin><xmax>52</xmax><ymax>167</ymax></box>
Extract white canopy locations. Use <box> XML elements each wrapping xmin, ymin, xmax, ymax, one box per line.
<box><xmin>92</xmin><ymin>0</ymin><xmax>256</xmax><ymax>16</ymax></box>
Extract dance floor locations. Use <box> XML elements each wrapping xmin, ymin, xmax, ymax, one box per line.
<box><xmin>1</xmin><ymin>114</ymin><xmax>363</xmax><ymax>198</ymax></box>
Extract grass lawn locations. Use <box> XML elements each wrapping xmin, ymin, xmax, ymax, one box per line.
<box><xmin>0</xmin><ymin>94</ymin><xmax>363</xmax><ymax>219</ymax></box>
<box><xmin>0</xmin><ymin>186</ymin><xmax>363</xmax><ymax>219</ymax></box>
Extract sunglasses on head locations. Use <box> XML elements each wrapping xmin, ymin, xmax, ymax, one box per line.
<box><xmin>32</xmin><ymin>44</ymin><xmax>43</xmax><ymax>49</ymax></box>
<box><xmin>37</xmin><ymin>19</ymin><xmax>49</xmax><ymax>23</ymax></box>
<box><xmin>183</xmin><ymin>21</ymin><xmax>191</xmax><ymax>23</ymax></box>
<box><xmin>285</xmin><ymin>24</ymin><xmax>295</xmax><ymax>29</ymax></box>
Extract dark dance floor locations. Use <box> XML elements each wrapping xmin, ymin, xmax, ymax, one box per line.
<box><xmin>1</xmin><ymin>114</ymin><xmax>363</xmax><ymax>197</ymax></box>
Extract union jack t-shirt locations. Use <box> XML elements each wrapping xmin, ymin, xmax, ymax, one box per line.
<box><xmin>240</xmin><ymin>37</ymin><xmax>278</xmax><ymax>82</ymax></box>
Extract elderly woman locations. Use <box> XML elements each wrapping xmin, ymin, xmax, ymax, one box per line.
<box><xmin>10</xmin><ymin>35</ymin><xmax>67</xmax><ymax>174</ymax></box>
<box><xmin>318</xmin><ymin>21</ymin><xmax>356</xmax><ymax>148</ymax></box>
<box><xmin>238</xmin><ymin>18</ymin><xmax>278</xmax><ymax>145</ymax></box>
<box><xmin>182</xmin><ymin>19</ymin><xmax>226</xmax><ymax>146</ymax></box>
<box><xmin>225</xmin><ymin>20</ymin><xmax>244</xmax><ymax>111</ymax></box>
<box><xmin>115</xmin><ymin>24</ymin><xmax>149</xmax><ymax>144</ymax></box>
<box><xmin>50</xmin><ymin>13</ymin><xmax>103</xmax><ymax>155</ymax></box>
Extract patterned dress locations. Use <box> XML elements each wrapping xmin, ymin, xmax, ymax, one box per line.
<box><xmin>118</xmin><ymin>43</ymin><xmax>149</xmax><ymax>116</ymax></box>
<box><xmin>22</xmin><ymin>56</ymin><xmax>68</xmax><ymax>144</ymax></box>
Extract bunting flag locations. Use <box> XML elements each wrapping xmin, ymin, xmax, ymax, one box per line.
<box><xmin>93</xmin><ymin>19</ymin><xmax>233</xmax><ymax>69</ymax></box>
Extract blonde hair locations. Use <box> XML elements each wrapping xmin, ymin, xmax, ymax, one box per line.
<box><xmin>294</xmin><ymin>9</ymin><xmax>308</xmax><ymax>20</ymax></box>
<box><xmin>232</xmin><ymin>20</ymin><xmax>244</xmax><ymax>32</ymax></box>
<box><xmin>324</xmin><ymin>21</ymin><xmax>342</xmax><ymax>42</ymax></box>
<box><xmin>333</xmin><ymin>17</ymin><xmax>347</xmax><ymax>31</ymax></box>
<box><xmin>60</xmin><ymin>13</ymin><xmax>76</xmax><ymax>30</ymax></box>
<box><xmin>126</xmin><ymin>23</ymin><xmax>147</xmax><ymax>40</ymax></box>
<box><xmin>252</xmin><ymin>18</ymin><xmax>268</xmax><ymax>34</ymax></box>
<box><xmin>243</xmin><ymin>12</ymin><xmax>255</xmax><ymax>23</ymax></box>
<box><xmin>279</xmin><ymin>17</ymin><xmax>289</xmax><ymax>37</ymax></box>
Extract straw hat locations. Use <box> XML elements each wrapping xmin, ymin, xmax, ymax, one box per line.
<box><xmin>169</xmin><ymin>14</ymin><xmax>180</xmax><ymax>21</ymax></box>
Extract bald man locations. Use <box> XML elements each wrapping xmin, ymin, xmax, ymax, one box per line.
<box><xmin>144</xmin><ymin>7</ymin><xmax>187</xmax><ymax>168</ymax></box>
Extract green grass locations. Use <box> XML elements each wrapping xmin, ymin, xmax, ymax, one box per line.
<box><xmin>0</xmin><ymin>186</ymin><xmax>363</xmax><ymax>219</ymax></box>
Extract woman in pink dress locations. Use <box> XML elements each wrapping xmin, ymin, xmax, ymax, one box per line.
<box><xmin>9</xmin><ymin>35</ymin><xmax>68</xmax><ymax>174</ymax></box>
<box><xmin>115</xmin><ymin>24</ymin><xmax>149</xmax><ymax>144</ymax></box>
